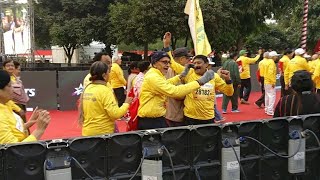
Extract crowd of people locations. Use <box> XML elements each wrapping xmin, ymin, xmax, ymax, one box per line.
<box><xmin>1</xmin><ymin>32</ymin><xmax>320</xmax><ymax>143</ymax></box>
<box><xmin>0</xmin><ymin>60</ymin><xmax>50</xmax><ymax>144</ymax></box>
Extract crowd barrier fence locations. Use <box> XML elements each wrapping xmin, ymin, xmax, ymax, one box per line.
<box><xmin>0</xmin><ymin>114</ymin><xmax>319</xmax><ymax>180</ymax></box>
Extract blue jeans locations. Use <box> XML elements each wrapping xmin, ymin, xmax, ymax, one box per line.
<box><xmin>214</xmin><ymin>104</ymin><xmax>223</xmax><ymax>121</ymax></box>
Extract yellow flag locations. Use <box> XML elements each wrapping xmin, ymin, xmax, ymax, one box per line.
<box><xmin>184</xmin><ymin>0</ymin><xmax>212</xmax><ymax>56</ymax></box>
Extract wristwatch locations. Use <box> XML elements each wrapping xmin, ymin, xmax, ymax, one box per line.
<box><xmin>225</xmin><ymin>79</ymin><xmax>233</xmax><ymax>84</ymax></box>
<box><xmin>163</xmin><ymin>47</ymin><xmax>172</xmax><ymax>52</ymax></box>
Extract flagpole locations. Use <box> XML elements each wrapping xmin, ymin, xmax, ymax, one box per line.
<box><xmin>300</xmin><ymin>0</ymin><xmax>309</xmax><ymax>49</ymax></box>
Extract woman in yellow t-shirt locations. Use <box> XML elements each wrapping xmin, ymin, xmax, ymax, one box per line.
<box><xmin>81</xmin><ymin>61</ymin><xmax>133</xmax><ymax>136</ymax></box>
<box><xmin>2</xmin><ymin>60</ymin><xmax>28</xmax><ymax>122</ymax></box>
<box><xmin>0</xmin><ymin>70</ymin><xmax>51</xmax><ymax>144</ymax></box>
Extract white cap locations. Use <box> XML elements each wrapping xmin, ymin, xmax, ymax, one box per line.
<box><xmin>295</xmin><ymin>48</ymin><xmax>305</xmax><ymax>55</ymax></box>
<box><xmin>222</xmin><ymin>53</ymin><xmax>230</xmax><ymax>59</ymax></box>
<box><xmin>208</xmin><ymin>57</ymin><xmax>215</xmax><ymax>65</ymax></box>
<box><xmin>263</xmin><ymin>52</ymin><xmax>269</xmax><ymax>58</ymax></box>
<box><xmin>269</xmin><ymin>51</ymin><xmax>280</xmax><ymax>57</ymax></box>
<box><xmin>112</xmin><ymin>55</ymin><xmax>119</xmax><ymax>62</ymax></box>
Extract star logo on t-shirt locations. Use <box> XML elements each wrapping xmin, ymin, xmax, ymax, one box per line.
<box><xmin>72</xmin><ymin>84</ymin><xmax>84</xmax><ymax>96</ymax></box>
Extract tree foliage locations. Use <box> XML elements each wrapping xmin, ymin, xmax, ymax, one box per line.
<box><xmin>34</xmin><ymin>0</ymin><xmax>319</xmax><ymax>63</ymax></box>
<box><xmin>245</xmin><ymin>25</ymin><xmax>295</xmax><ymax>51</ymax></box>
<box><xmin>109</xmin><ymin>0</ymin><xmax>189</xmax><ymax>58</ymax></box>
<box><xmin>276</xmin><ymin>0</ymin><xmax>320</xmax><ymax>51</ymax></box>
<box><xmin>109</xmin><ymin>0</ymin><xmax>300</xmax><ymax>54</ymax></box>
<box><xmin>34</xmin><ymin>0</ymin><xmax>113</xmax><ymax>63</ymax></box>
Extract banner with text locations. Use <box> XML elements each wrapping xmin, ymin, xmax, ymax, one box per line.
<box><xmin>21</xmin><ymin>71</ymin><xmax>57</xmax><ymax>110</ymax></box>
<box><xmin>58</xmin><ymin>71</ymin><xmax>88</xmax><ymax>110</ymax></box>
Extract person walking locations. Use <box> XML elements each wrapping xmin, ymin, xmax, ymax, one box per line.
<box><xmin>221</xmin><ymin>52</ymin><xmax>241</xmax><ymax>113</ymax></box>
<box><xmin>237</xmin><ymin>49</ymin><xmax>262</xmax><ymax>104</ymax></box>
<box><xmin>255</xmin><ymin>52</ymin><xmax>269</xmax><ymax>108</ymax></box>
<box><xmin>109</xmin><ymin>56</ymin><xmax>127</xmax><ymax>107</ymax></box>
<box><xmin>264</xmin><ymin>51</ymin><xmax>279</xmax><ymax>116</ymax></box>
<box><xmin>278</xmin><ymin>49</ymin><xmax>294</xmax><ymax>97</ymax></box>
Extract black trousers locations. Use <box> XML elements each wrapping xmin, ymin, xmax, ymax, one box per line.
<box><xmin>138</xmin><ymin>117</ymin><xmax>168</xmax><ymax>130</ymax></box>
<box><xmin>113</xmin><ymin>87</ymin><xmax>126</xmax><ymax>107</ymax></box>
<box><xmin>280</xmin><ymin>75</ymin><xmax>294</xmax><ymax>96</ymax></box>
<box><xmin>185</xmin><ymin>116</ymin><xmax>215</xmax><ymax>125</ymax></box>
<box><xmin>255</xmin><ymin>77</ymin><xmax>265</xmax><ymax>106</ymax></box>
<box><xmin>239</xmin><ymin>78</ymin><xmax>251</xmax><ymax>101</ymax></box>
<box><xmin>316</xmin><ymin>89</ymin><xmax>320</xmax><ymax>95</ymax></box>
<box><xmin>166</xmin><ymin>119</ymin><xmax>186</xmax><ymax>127</ymax></box>
<box><xmin>222</xmin><ymin>85</ymin><xmax>239</xmax><ymax>111</ymax></box>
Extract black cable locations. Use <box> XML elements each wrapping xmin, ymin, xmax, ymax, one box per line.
<box><xmin>43</xmin><ymin>160</ymin><xmax>47</xmax><ymax>178</ymax></box>
<box><xmin>162</xmin><ymin>146</ymin><xmax>177</xmax><ymax>180</ymax></box>
<box><xmin>226</xmin><ymin>139</ymin><xmax>247</xmax><ymax>180</ymax></box>
<box><xmin>129</xmin><ymin>148</ymin><xmax>147</xmax><ymax>180</ymax></box>
<box><xmin>305</xmin><ymin>129</ymin><xmax>320</xmax><ymax>147</ymax></box>
<box><xmin>243</xmin><ymin>131</ymin><xmax>302</xmax><ymax>159</ymax></box>
<box><xmin>71</xmin><ymin>157</ymin><xmax>95</xmax><ymax>180</ymax></box>
<box><xmin>194</xmin><ymin>166</ymin><xmax>202</xmax><ymax>180</ymax></box>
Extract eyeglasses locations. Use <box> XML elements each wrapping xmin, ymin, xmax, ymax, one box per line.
<box><xmin>159</xmin><ymin>60</ymin><xmax>171</xmax><ymax>65</ymax></box>
<box><xmin>5</xmin><ymin>64</ymin><xmax>14</xmax><ymax>67</ymax></box>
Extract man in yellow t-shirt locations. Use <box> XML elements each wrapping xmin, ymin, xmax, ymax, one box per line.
<box><xmin>264</xmin><ymin>51</ymin><xmax>279</xmax><ymax>116</ymax></box>
<box><xmin>284</xmin><ymin>48</ymin><xmax>311</xmax><ymax>90</ymax></box>
<box><xmin>236</xmin><ymin>49</ymin><xmax>262</xmax><ymax>104</ymax></box>
<box><xmin>312</xmin><ymin>59</ymin><xmax>320</xmax><ymax>94</ymax></box>
<box><xmin>162</xmin><ymin>32</ymin><xmax>233</xmax><ymax>124</ymax></box>
<box><xmin>169</xmin><ymin>54</ymin><xmax>234</xmax><ymax>124</ymax></box>
<box><xmin>109</xmin><ymin>56</ymin><xmax>127</xmax><ymax>107</ymax></box>
<box><xmin>255</xmin><ymin>52</ymin><xmax>269</xmax><ymax>108</ymax></box>
<box><xmin>309</xmin><ymin>54</ymin><xmax>319</xmax><ymax>74</ymax></box>
<box><xmin>278</xmin><ymin>49</ymin><xmax>294</xmax><ymax>97</ymax></box>
<box><xmin>83</xmin><ymin>52</ymin><xmax>112</xmax><ymax>88</ymax></box>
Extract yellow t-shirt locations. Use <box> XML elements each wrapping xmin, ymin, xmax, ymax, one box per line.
<box><xmin>312</xmin><ymin>62</ymin><xmax>320</xmax><ymax>89</ymax></box>
<box><xmin>109</xmin><ymin>63</ymin><xmax>127</xmax><ymax>89</ymax></box>
<box><xmin>0</xmin><ymin>103</ymin><xmax>36</xmax><ymax>144</ymax></box>
<box><xmin>284</xmin><ymin>55</ymin><xmax>310</xmax><ymax>85</ymax></box>
<box><xmin>279</xmin><ymin>55</ymin><xmax>290</xmax><ymax>74</ymax></box>
<box><xmin>236</xmin><ymin>55</ymin><xmax>260</xmax><ymax>79</ymax></box>
<box><xmin>83</xmin><ymin>73</ymin><xmax>91</xmax><ymax>88</ymax></box>
<box><xmin>83</xmin><ymin>73</ymin><xmax>112</xmax><ymax>88</ymax></box>
<box><xmin>169</xmin><ymin>52</ymin><xmax>234</xmax><ymax>120</ymax></box>
<box><xmin>138</xmin><ymin>68</ymin><xmax>200</xmax><ymax>118</ymax></box>
<box><xmin>82</xmin><ymin>83</ymin><xmax>129</xmax><ymax>136</ymax></box>
<box><xmin>258</xmin><ymin>58</ymin><xmax>268</xmax><ymax>77</ymax></box>
<box><xmin>6</xmin><ymin>100</ymin><xmax>22</xmax><ymax>112</ymax></box>
<box><xmin>264</xmin><ymin>59</ymin><xmax>277</xmax><ymax>85</ymax></box>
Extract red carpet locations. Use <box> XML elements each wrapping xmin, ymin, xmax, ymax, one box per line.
<box><xmin>217</xmin><ymin>91</ymin><xmax>281</xmax><ymax>123</ymax></box>
<box><xmin>28</xmin><ymin>91</ymin><xmax>280</xmax><ymax>140</ymax></box>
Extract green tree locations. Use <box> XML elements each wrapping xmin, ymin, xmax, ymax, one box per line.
<box><xmin>34</xmin><ymin>0</ymin><xmax>114</xmax><ymax>64</ymax></box>
<box><xmin>245</xmin><ymin>25</ymin><xmax>295</xmax><ymax>51</ymax></box>
<box><xmin>109</xmin><ymin>0</ymin><xmax>189</xmax><ymax>59</ymax></box>
<box><xmin>276</xmin><ymin>0</ymin><xmax>320</xmax><ymax>51</ymax></box>
<box><xmin>196</xmin><ymin>0</ymin><xmax>300</xmax><ymax>51</ymax></box>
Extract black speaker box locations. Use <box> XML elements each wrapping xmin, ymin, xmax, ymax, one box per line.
<box><xmin>69</xmin><ymin>136</ymin><xmax>107</xmax><ymax>179</ymax></box>
<box><xmin>4</xmin><ymin>142</ymin><xmax>47</xmax><ymax>180</ymax></box>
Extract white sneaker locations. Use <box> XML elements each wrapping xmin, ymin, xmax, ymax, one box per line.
<box><xmin>266</xmin><ymin>112</ymin><xmax>274</xmax><ymax>116</ymax></box>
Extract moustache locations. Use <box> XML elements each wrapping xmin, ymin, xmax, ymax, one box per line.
<box><xmin>195</xmin><ymin>66</ymin><xmax>201</xmax><ymax>69</ymax></box>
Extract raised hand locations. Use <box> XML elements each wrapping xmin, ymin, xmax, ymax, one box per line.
<box><xmin>163</xmin><ymin>32</ymin><xmax>171</xmax><ymax>48</ymax></box>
